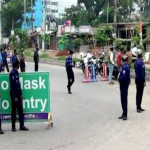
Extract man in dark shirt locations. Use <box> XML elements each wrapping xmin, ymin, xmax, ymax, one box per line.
<box><xmin>0</xmin><ymin>116</ymin><xmax>4</xmax><ymax>134</ymax></box>
<box><xmin>118</xmin><ymin>55</ymin><xmax>130</xmax><ymax>121</ymax></box>
<box><xmin>134</xmin><ymin>50</ymin><xmax>146</xmax><ymax>113</ymax></box>
<box><xmin>34</xmin><ymin>48</ymin><xmax>39</xmax><ymax>72</ymax></box>
<box><xmin>2</xmin><ymin>48</ymin><xmax>9</xmax><ymax>72</ymax></box>
<box><xmin>9</xmin><ymin>61</ymin><xmax>29</xmax><ymax>132</ymax></box>
<box><xmin>66</xmin><ymin>51</ymin><xmax>75</xmax><ymax>94</ymax></box>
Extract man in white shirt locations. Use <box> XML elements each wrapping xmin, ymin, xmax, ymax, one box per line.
<box><xmin>131</xmin><ymin>44</ymin><xmax>138</xmax><ymax>57</ymax></box>
<box><xmin>108</xmin><ymin>47</ymin><xmax>115</xmax><ymax>85</ymax></box>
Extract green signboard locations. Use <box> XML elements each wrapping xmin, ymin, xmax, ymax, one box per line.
<box><xmin>0</xmin><ymin>72</ymin><xmax>50</xmax><ymax>121</ymax></box>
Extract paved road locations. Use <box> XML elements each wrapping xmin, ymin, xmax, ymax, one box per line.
<box><xmin>1</xmin><ymin>62</ymin><xmax>150</xmax><ymax>150</ymax></box>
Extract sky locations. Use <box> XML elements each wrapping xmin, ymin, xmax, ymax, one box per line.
<box><xmin>58</xmin><ymin>0</ymin><xmax>78</xmax><ymax>15</ymax></box>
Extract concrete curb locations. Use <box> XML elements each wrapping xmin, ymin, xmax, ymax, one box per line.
<box><xmin>26</xmin><ymin>57</ymin><xmax>150</xmax><ymax>81</ymax></box>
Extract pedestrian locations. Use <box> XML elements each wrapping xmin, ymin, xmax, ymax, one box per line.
<box><xmin>108</xmin><ymin>47</ymin><xmax>115</xmax><ymax>85</ymax></box>
<box><xmin>126</xmin><ymin>46</ymin><xmax>132</xmax><ymax>67</ymax></box>
<box><xmin>134</xmin><ymin>50</ymin><xmax>146</xmax><ymax>113</ymax></box>
<box><xmin>9</xmin><ymin>61</ymin><xmax>29</xmax><ymax>132</ymax></box>
<box><xmin>117</xmin><ymin>47</ymin><xmax>125</xmax><ymax>68</ymax></box>
<box><xmin>66</xmin><ymin>51</ymin><xmax>75</xmax><ymax>94</ymax></box>
<box><xmin>34</xmin><ymin>48</ymin><xmax>39</xmax><ymax>72</ymax></box>
<box><xmin>19</xmin><ymin>50</ymin><xmax>26</xmax><ymax>72</ymax></box>
<box><xmin>0</xmin><ymin>89</ymin><xmax>4</xmax><ymax>134</ymax></box>
<box><xmin>118</xmin><ymin>55</ymin><xmax>130</xmax><ymax>121</ymax></box>
<box><xmin>2</xmin><ymin>48</ymin><xmax>9</xmax><ymax>72</ymax></box>
<box><xmin>12</xmin><ymin>50</ymin><xmax>20</xmax><ymax>64</ymax></box>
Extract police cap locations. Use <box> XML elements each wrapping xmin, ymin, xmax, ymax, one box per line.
<box><xmin>12</xmin><ymin>61</ymin><xmax>19</xmax><ymax>68</ymax></box>
<box><xmin>68</xmin><ymin>50</ymin><xmax>74</xmax><ymax>55</ymax></box>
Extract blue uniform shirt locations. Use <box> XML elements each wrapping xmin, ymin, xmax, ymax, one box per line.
<box><xmin>2</xmin><ymin>51</ymin><xmax>7</xmax><ymax>61</ymax></box>
<box><xmin>12</xmin><ymin>55</ymin><xmax>20</xmax><ymax>64</ymax></box>
<box><xmin>118</xmin><ymin>63</ymin><xmax>130</xmax><ymax>84</ymax></box>
<box><xmin>9</xmin><ymin>68</ymin><xmax>22</xmax><ymax>98</ymax></box>
<box><xmin>65</xmin><ymin>57</ymin><xmax>73</xmax><ymax>67</ymax></box>
<box><xmin>134</xmin><ymin>59</ymin><xmax>145</xmax><ymax>82</ymax></box>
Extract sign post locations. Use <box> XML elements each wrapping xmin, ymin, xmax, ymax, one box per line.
<box><xmin>0</xmin><ymin>72</ymin><xmax>53</xmax><ymax>127</ymax></box>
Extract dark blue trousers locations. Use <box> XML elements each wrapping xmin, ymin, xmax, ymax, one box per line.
<box><xmin>120</xmin><ymin>83</ymin><xmax>129</xmax><ymax>117</ymax></box>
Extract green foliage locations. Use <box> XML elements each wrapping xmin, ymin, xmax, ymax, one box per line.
<box><xmin>2</xmin><ymin>0</ymin><xmax>36</xmax><ymax>36</ymax></box>
<box><xmin>95</xmin><ymin>25</ymin><xmax>113</xmax><ymax>46</ymax></box>
<box><xmin>61</xmin><ymin>5</ymin><xmax>89</xmax><ymax>26</ymax></box>
<box><xmin>40</xmin><ymin>53</ymin><xmax>49</xmax><ymax>59</ymax></box>
<box><xmin>114</xmin><ymin>39</ymin><xmax>125</xmax><ymax>50</ymax></box>
<box><xmin>72</xmin><ymin>38</ymin><xmax>84</xmax><ymax>47</ymax></box>
<box><xmin>58</xmin><ymin>34</ymin><xmax>68</xmax><ymax>47</ymax></box>
<box><xmin>9</xmin><ymin>29</ymin><xmax>29</xmax><ymax>51</ymax></box>
<box><xmin>41</xmin><ymin>34</ymin><xmax>50</xmax><ymax>43</ymax></box>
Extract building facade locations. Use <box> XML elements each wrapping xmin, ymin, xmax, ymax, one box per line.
<box><xmin>22</xmin><ymin>0</ymin><xmax>77</xmax><ymax>30</ymax></box>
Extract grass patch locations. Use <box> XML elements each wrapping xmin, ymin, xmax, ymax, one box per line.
<box><xmin>39</xmin><ymin>53</ymin><xmax>49</xmax><ymax>59</ymax></box>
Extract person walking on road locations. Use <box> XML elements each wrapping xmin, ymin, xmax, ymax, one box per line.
<box><xmin>19</xmin><ymin>50</ymin><xmax>26</xmax><ymax>72</ymax></box>
<box><xmin>2</xmin><ymin>48</ymin><xmax>9</xmax><ymax>72</ymax></box>
<box><xmin>34</xmin><ymin>48</ymin><xmax>39</xmax><ymax>72</ymax></box>
<box><xmin>134</xmin><ymin>50</ymin><xmax>146</xmax><ymax>113</ymax></box>
<box><xmin>9</xmin><ymin>61</ymin><xmax>29</xmax><ymax>132</ymax></box>
<box><xmin>108</xmin><ymin>47</ymin><xmax>115</xmax><ymax>85</ymax></box>
<box><xmin>66</xmin><ymin>51</ymin><xmax>75</xmax><ymax>94</ymax></box>
<box><xmin>118</xmin><ymin>55</ymin><xmax>130</xmax><ymax>121</ymax></box>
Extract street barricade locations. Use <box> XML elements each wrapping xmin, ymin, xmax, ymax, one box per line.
<box><xmin>0</xmin><ymin>72</ymin><xmax>53</xmax><ymax>127</ymax></box>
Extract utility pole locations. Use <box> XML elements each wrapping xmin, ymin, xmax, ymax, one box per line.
<box><xmin>0</xmin><ymin>0</ymin><xmax>2</xmax><ymax>48</ymax></box>
<box><xmin>42</xmin><ymin>0</ymin><xmax>46</xmax><ymax>50</ymax></box>
<box><xmin>24</xmin><ymin>0</ymin><xmax>27</xmax><ymax>29</ymax></box>
<box><xmin>114</xmin><ymin>0</ymin><xmax>117</xmax><ymax>39</ymax></box>
<box><xmin>139</xmin><ymin>0</ymin><xmax>143</xmax><ymax>45</ymax></box>
<box><xmin>31</xmin><ymin>0</ymin><xmax>33</xmax><ymax>32</ymax></box>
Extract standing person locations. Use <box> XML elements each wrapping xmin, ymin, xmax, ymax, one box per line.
<box><xmin>19</xmin><ymin>50</ymin><xmax>26</xmax><ymax>72</ymax></box>
<box><xmin>118</xmin><ymin>55</ymin><xmax>130</xmax><ymax>121</ymax></box>
<box><xmin>134</xmin><ymin>50</ymin><xmax>146</xmax><ymax>113</ymax></box>
<box><xmin>34</xmin><ymin>48</ymin><xmax>39</xmax><ymax>72</ymax></box>
<box><xmin>0</xmin><ymin>116</ymin><xmax>4</xmax><ymax>134</ymax></box>
<box><xmin>2</xmin><ymin>48</ymin><xmax>9</xmax><ymax>72</ymax></box>
<box><xmin>108</xmin><ymin>47</ymin><xmax>115</xmax><ymax>85</ymax></box>
<box><xmin>0</xmin><ymin>93</ymin><xmax>4</xmax><ymax>134</ymax></box>
<box><xmin>66</xmin><ymin>51</ymin><xmax>75</xmax><ymax>94</ymax></box>
<box><xmin>117</xmin><ymin>47</ymin><xmax>125</xmax><ymax>68</ymax></box>
<box><xmin>126</xmin><ymin>46</ymin><xmax>132</xmax><ymax>67</ymax></box>
<box><xmin>9</xmin><ymin>61</ymin><xmax>29</xmax><ymax>132</ymax></box>
<box><xmin>12</xmin><ymin>50</ymin><xmax>20</xmax><ymax>64</ymax></box>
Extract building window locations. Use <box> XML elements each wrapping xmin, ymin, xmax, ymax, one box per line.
<box><xmin>45</xmin><ymin>0</ymin><xmax>51</xmax><ymax>5</ymax></box>
<box><xmin>46</xmin><ymin>8</ymin><xmax>51</xmax><ymax>13</ymax></box>
<box><xmin>51</xmin><ymin>9</ymin><xmax>58</xmax><ymax>13</ymax></box>
<box><xmin>51</xmin><ymin>2</ymin><xmax>58</xmax><ymax>6</ymax></box>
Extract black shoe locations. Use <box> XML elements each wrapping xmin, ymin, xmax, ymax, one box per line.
<box><xmin>118</xmin><ymin>116</ymin><xmax>123</xmax><ymax>119</ymax></box>
<box><xmin>137</xmin><ymin>109</ymin><xmax>141</xmax><ymax>113</ymax></box>
<box><xmin>20</xmin><ymin>126</ymin><xmax>29</xmax><ymax>131</ymax></box>
<box><xmin>140</xmin><ymin>108</ymin><xmax>145</xmax><ymax>111</ymax></box>
<box><xmin>12</xmin><ymin>128</ymin><xmax>17</xmax><ymax>132</ymax></box>
<box><xmin>0</xmin><ymin>129</ymin><xmax>4</xmax><ymax>134</ymax></box>
<box><xmin>68</xmin><ymin>91</ymin><xmax>72</xmax><ymax>94</ymax></box>
<box><xmin>123</xmin><ymin>117</ymin><xmax>127</xmax><ymax>121</ymax></box>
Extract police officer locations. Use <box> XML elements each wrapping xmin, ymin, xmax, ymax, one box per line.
<box><xmin>134</xmin><ymin>50</ymin><xmax>146</xmax><ymax>113</ymax></box>
<box><xmin>34</xmin><ymin>48</ymin><xmax>39</xmax><ymax>72</ymax></box>
<box><xmin>19</xmin><ymin>50</ymin><xmax>26</xmax><ymax>72</ymax></box>
<box><xmin>9</xmin><ymin>61</ymin><xmax>29</xmax><ymax>132</ymax></box>
<box><xmin>12</xmin><ymin>50</ymin><xmax>20</xmax><ymax>64</ymax></box>
<box><xmin>2</xmin><ymin>48</ymin><xmax>9</xmax><ymax>72</ymax></box>
<box><xmin>66</xmin><ymin>51</ymin><xmax>75</xmax><ymax>94</ymax></box>
<box><xmin>118</xmin><ymin>55</ymin><xmax>130</xmax><ymax>121</ymax></box>
<box><xmin>0</xmin><ymin>116</ymin><xmax>4</xmax><ymax>134</ymax></box>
